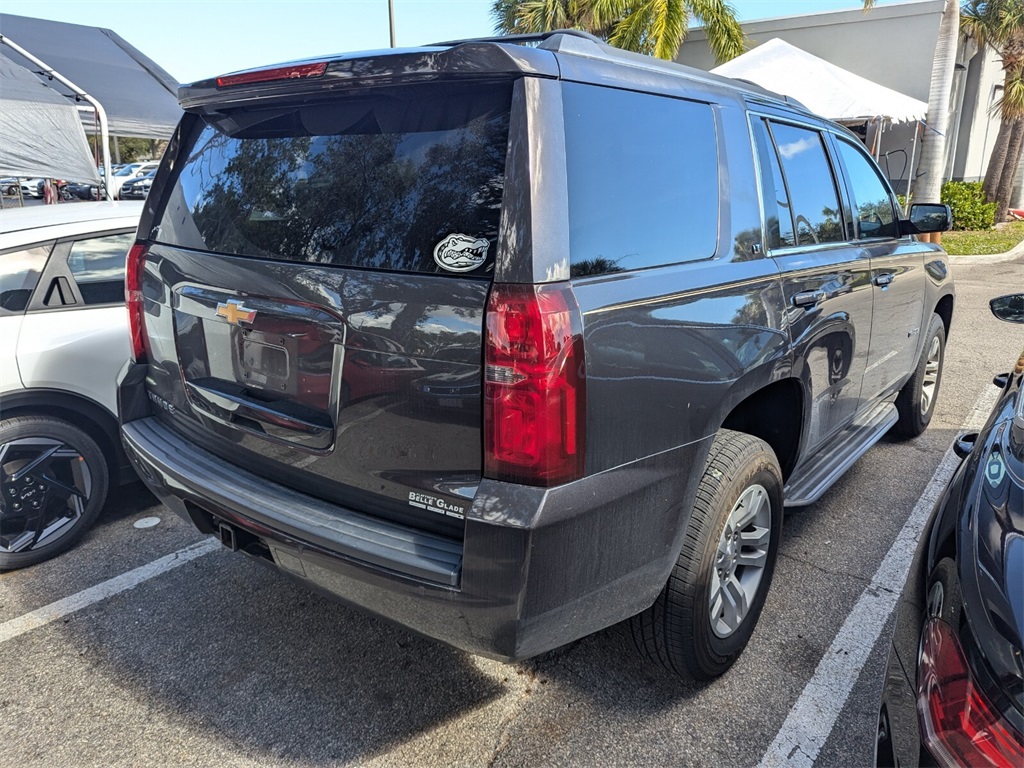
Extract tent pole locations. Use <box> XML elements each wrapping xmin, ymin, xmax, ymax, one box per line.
<box><xmin>904</xmin><ymin>121</ymin><xmax>921</xmax><ymax>214</ymax></box>
<box><xmin>0</xmin><ymin>33</ymin><xmax>112</xmax><ymax>201</ymax></box>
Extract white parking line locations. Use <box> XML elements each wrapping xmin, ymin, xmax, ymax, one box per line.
<box><xmin>759</xmin><ymin>385</ymin><xmax>1000</xmax><ymax>767</ymax></box>
<box><xmin>0</xmin><ymin>538</ymin><xmax>220</xmax><ymax>644</ymax></box>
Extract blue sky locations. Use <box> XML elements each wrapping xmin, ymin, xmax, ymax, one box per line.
<box><xmin>1</xmin><ymin>0</ymin><xmax>906</xmax><ymax>83</ymax></box>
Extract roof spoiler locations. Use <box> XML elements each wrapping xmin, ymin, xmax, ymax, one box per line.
<box><xmin>429</xmin><ymin>29</ymin><xmax>604</xmax><ymax>48</ymax></box>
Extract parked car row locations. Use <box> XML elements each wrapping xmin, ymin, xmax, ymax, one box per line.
<box><xmin>2</xmin><ymin>162</ymin><xmax>160</xmax><ymax>203</ymax></box>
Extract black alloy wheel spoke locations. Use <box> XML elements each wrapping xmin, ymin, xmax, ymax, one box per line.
<box><xmin>0</xmin><ymin>438</ymin><xmax>91</xmax><ymax>554</ymax></box>
<box><xmin>37</xmin><ymin>474</ymin><xmax>86</xmax><ymax>501</ymax></box>
<box><xmin>6</xmin><ymin>444</ymin><xmax>62</xmax><ymax>483</ymax></box>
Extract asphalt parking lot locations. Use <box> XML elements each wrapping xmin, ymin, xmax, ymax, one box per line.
<box><xmin>2</xmin><ymin>247</ymin><xmax>1022</xmax><ymax>768</ymax></box>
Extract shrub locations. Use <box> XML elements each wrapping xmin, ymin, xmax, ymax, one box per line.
<box><xmin>940</xmin><ymin>181</ymin><xmax>996</xmax><ymax>231</ymax></box>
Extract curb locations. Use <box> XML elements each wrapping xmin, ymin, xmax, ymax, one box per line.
<box><xmin>947</xmin><ymin>236</ymin><xmax>1024</xmax><ymax>264</ymax></box>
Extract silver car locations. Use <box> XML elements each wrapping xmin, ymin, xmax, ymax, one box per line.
<box><xmin>0</xmin><ymin>202</ymin><xmax>143</xmax><ymax>568</ymax></box>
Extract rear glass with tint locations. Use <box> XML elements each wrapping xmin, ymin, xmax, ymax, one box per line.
<box><xmin>563</xmin><ymin>83</ymin><xmax>719</xmax><ymax>277</ymax></box>
<box><xmin>155</xmin><ymin>82</ymin><xmax>512</xmax><ymax>276</ymax></box>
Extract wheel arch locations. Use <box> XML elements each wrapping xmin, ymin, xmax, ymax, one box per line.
<box><xmin>719</xmin><ymin>377</ymin><xmax>804</xmax><ymax>482</ymax></box>
<box><xmin>934</xmin><ymin>292</ymin><xmax>954</xmax><ymax>340</ymax></box>
<box><xmin>0</xmin><ymin>388</ymin><xmax>129</xmax><ymax>484</ymax></box>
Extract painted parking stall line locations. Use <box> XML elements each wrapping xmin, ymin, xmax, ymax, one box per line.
<box><xmin>759</xmin><ymin>384</ymin><xmax>1000</xmax><ymax>768</ymax></box>
<box><xmin>0</xmin><ymin>538</ymin><xmax>220</xmax><ymax>644</ymax></box>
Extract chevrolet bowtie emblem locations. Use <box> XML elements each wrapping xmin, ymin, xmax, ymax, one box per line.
<box><xmin>216</xmin><ymin>299</ymin><xmax>257</xmax><ymax>326</ymax></box>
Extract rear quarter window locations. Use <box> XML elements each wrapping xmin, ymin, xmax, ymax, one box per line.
<box><xmin>67</xmin><ymin>232</ymin><xmax>134</xmax><ymax>305</ymax></box>
<box><xmin>156</xmin><ymin>82</ymin><xmax>513</xmax><ymax>277</ymax></box>
<box><xmin>0</xmin><ymin>244</ymin><xmax>50</xmax><ymax>314</ymax></box>
<box><xmin>563</xmin><ymin>83</ymin><xmax>719</xmax><ymax>277</ymax></box>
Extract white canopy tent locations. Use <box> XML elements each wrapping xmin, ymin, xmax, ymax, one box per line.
<box><xmin>712</xmin><ymin>38</ymin><xmax>929</xmax><ymax>200</ymax></box>
<box><xmin>0</xmin><ymin>55</ymin><xmax>100</xmax><ymax>183</ymax></box>
<box><xmin>0</xmin><ymin>13</ymin><xmax>182</xmax><ymax>188</ymax></box>
<box><xmin>0</xmin><ymin>14</ymin><xmax>181</xmax><ymax>139</ymax></box>
<box><xmin>711</xmin><ymin>38</ymin><xmax>928</xmax><ymax>124</ymax></box>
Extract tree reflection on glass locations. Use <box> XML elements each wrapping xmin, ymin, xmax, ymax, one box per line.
<box><xmin>180</xmin><ymin>91</ymin><xmax>510</xmax><ymax>276</ymax></box>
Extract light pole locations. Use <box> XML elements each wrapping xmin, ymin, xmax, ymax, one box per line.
<box><xmin>388</xmin><ymin>0</ymin><xmax>396</xmax><ymax>47</ymax></box>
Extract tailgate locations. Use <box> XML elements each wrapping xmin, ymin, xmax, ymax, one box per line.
<box><xmin>140</xmin><ymin>79</ymin><xmax>513</xmax><ymax>536</ymax></box>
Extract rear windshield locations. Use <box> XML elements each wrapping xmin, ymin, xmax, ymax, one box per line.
<box><xmin>155</xmin><ymin>82</ymin><xmax>512</xmax><ymax>276</ymax></box>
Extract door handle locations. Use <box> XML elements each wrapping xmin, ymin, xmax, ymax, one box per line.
<box><xmin>792</xmin><ymin>290</ymin><xmax>826</xmax><ymax>308</ymax></box>
<box><xmin>873</xmin><ymin>273</ymin><xmax>894</xmax><ymax>287</ymax></box>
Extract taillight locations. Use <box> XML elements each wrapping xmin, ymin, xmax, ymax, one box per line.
<box><xmin>484</xmin><ymin>283</ymin><xmax>585</xmax><ymax>486</ymax></box>
<box><xmin>216</xmin><ymin>62</ymin><xmax>328</xmax><ymax>88</ymax></box>
<box><xmin>918</xmin><ymin>618</ymin><xmax>1024</xmax><ymax>767</ymax></box>
<box><xmin>125</xmin><ymin>242</ymin><xmax>149</xmax><ymax>363</ymax></box>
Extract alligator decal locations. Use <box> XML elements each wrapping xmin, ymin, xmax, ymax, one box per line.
<box><xmin>433</xmin><ymin>234</ymin><xmax>489</xmax><ymax>273</ymax></box>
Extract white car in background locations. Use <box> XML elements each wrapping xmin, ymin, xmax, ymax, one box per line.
<box><xmin>0</xmin><ymin>178</ymin><xmax>47</xmax><ymax>198</ymax></box>
<box><xmin>0</xmin><ymin>201</ymin><xmax>143</xmax><ymax>568</ymax></box>
<box><xmin>109</xmin><ymin>162</ymin><xmax>160</xmax><ymax>199</ymax></box>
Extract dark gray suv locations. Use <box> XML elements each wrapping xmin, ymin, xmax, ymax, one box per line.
<box><xmin>118</xmin><ymin>31</ymin><xmax>954</xmax><ymax>680</ymax></box>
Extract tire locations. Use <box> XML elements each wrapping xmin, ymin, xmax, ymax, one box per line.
<box><xmin>894</xmin><ymin>314</ymin><xmax>945</xmax><ymax>438</ymax></box>
<box><xmin>924</xmin><ymin>558</ymin><xmax>962</xmax><ymax>626</ymax></box>
<box><xmin>0</xmin><ymin>416</ymin><xmax>109</xmax><ymax>570</ymax></box>
<box><xmin>626</xmin><ymin>429</ymin><xmax>784</xmax><ymax>680</ymax></box>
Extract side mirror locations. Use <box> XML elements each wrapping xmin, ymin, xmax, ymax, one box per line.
<box><xmin>990</xmin><ymin>294</ymin><xmax>1024</xmax><ymax>324</ymax></box>
<box><xmin>900</xmin><ymin>203</ymin><xmax>952</xmax><ymax>235</ymax></box>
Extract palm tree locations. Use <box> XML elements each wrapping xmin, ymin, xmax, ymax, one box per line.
<box><xmin>490</xmin><ymin>0</ymin><xmax>745</xmax><ymax>63</ymax></box>
<box><xmin>962</xmin><ymin>0</ymin><xmax>1024</xmax><ymax>222</ymax></box>
<box><xmin>911</xmin><ymin>0</ymin><xmax>962</xmax><ymax>211</ymax></box>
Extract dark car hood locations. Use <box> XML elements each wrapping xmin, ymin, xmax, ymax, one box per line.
<box><xmin>963</xmin><ymin>368</ymin><xmax>1024</xmax><ymax>710</ymax></box>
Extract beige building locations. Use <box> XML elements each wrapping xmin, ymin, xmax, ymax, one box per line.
<box><xmin>676</xmin><ymin>0</ymin><xmax>1018</xmax><ymax>204</ymax></box>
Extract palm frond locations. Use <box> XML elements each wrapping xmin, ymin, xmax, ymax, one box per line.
<box><xmin>496</xmin><ymin>0</ymin><xmax>743</xmax><ymax>62</ymax></box>
<box><xmin>589</xmin><ymin>0</ymin><xmax>627</xmax><ymax>28</ymax></box>
<box><xmin>491</xmin><ymin>0</ymin><xmax>522</xmax><ymax>34</ymax></box>
<box><xmin>689</xmin><ymin>0</ymin><xmax>746</xmax><ymax>63</ymax></box>
<box><xmin>607</xmin><ymin>1</ymin><xmax>654</xmax><ymax>55</ymax></box>
<box><xmin>995</xmin><ymin>68</ymin><xmax>1024</xmax><ymax>120</ymax></box>
<box><xmin>515</xmin><ymin>0</ymin><xmax>570</xmax><ymax>32</ymax></box>
<box><xmin>961</xmin><ymin>0</ymin><xmax>993</xmax><ymax>49</ymax></box>
<box><xmin>650</xmin><ymin>0</ymin><xmax>690</xmax><ymax>61</ymax></box>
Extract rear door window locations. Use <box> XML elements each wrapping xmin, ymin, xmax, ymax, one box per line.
<box><xmin>768</xmin><ymin>122</ymin><xmax>845</xmax><ymax>247</ymax></box>
<box><xmin>155</xmin><ymin>82</ymin><xmax>513</xmax><ymax>277</ymax></box>
<box><xmin>563</xmin><ymin>83</ymin><xmax>719</xmax><ymax>276</ymax></box>
<box><xmin>751</xmin><ymin>119</ymin><xmax>796</xmax><ymax>250</ymax></box>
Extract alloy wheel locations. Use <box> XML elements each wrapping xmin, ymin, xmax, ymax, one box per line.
<box><xmin>920</xmin><ymin>335</ymin><xmax>942</xmax><ymax>415</ymax></box>
<box><xmin>709</xmin><ymin>483</ymin><xmax>772</xmax><ymax>639</ymax></box>
<box><xmin>0</xmin><ymin>437</ymin><xmax>91</xmax><ymax>554</ymax></box>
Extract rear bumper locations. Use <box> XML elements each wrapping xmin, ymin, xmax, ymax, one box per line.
<box><xmin>121</xmin><ymin>411</ymin><xmax>705</xmax><ymax>662</ymax></box>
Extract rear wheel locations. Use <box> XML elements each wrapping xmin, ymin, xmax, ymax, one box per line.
<box><xmin>894</xmin><ymin>314</ymin><xmax>945</xmax><ymax>438</ymax></box>
<box><xmin>0</xmin><ymin>416</ymin><xmax>108</xmax><ymax>570</ymax></box>
<box><xmin>626</xmin><ymin>429</ymin><xmax>783</xmax><ymax>680</ymax></box>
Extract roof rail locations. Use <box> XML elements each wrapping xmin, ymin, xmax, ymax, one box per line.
<box><xmin>428</xmin><ymin>28</ymin><xmax>812</xmax><ymax>115</ymax></box>
<box><xmin>429</xmin><ymin>29</ymin><xmax>604</xmax><ymax>47</ymax></box>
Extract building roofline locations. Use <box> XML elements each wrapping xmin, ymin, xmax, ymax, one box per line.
<box><xmin>684</xmin><ymin>0</ymin><xmax>945</xmax><ymax>43</ymax></box>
